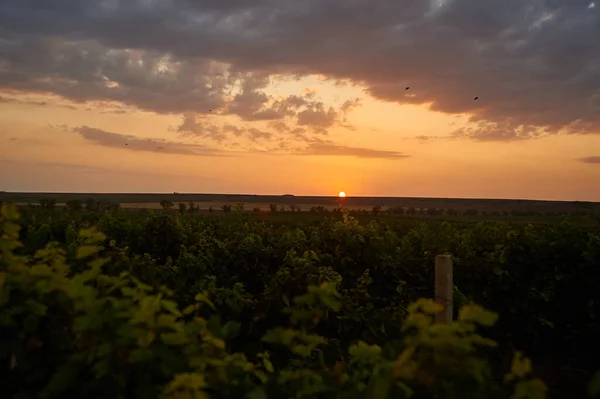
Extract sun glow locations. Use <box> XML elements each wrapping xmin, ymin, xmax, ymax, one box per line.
<box><xmin>338</xmin><ymin>191</ymin><xmax>346</xmax><ymax>198</ymax></box>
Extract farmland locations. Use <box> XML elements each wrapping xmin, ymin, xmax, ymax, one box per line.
<box><xmin>1</xmin><ymin>199</ymin><xmax>599</xmax><ymax>398</ymax></box>
<box><xmin>2</xmin><ymin>191</ymin><xmax>600</xmax><ymax>215</ymax></box>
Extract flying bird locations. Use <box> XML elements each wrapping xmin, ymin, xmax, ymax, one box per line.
<box><xmin>474</xmin><ymin>96</ymin><xmax>479</xmax><ymax>100</ymax></box>
<box><xmin>405</xmin><ymin>86</ymin><xmax>410</xmax><ymax>90</ymax></box>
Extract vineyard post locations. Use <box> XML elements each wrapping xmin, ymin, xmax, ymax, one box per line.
<box><xmin>435</xmin><ymin>254</ymin><xmax>453</xmax><ymax>324</ymax></box>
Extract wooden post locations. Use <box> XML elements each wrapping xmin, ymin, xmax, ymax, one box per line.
<box><xmin>435</xmin><ymin>254</ymin><xmax>453</xmax><ymax>324</ymax></box>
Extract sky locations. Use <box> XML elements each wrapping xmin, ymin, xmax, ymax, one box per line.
<box><xmin>1</xmin><ymin>0</ymin><xmax>600</xmax><ymax>201</ymax></box>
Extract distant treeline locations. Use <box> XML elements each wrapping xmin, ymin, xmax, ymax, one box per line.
<box><xmin>3</xmin><ymin>198</ymin><xmax>599</xmax><ymax>220</ymax></box>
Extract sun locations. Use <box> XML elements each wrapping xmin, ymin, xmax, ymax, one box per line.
<box><xmin>338</xmin><ymin>191</ymin><xmax>346</xmax><ymax>198</ymax></box>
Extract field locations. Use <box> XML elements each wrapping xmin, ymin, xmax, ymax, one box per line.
<box><xmin>1</xmin><ymin>198</ymin><xmax>600</xmax><ymax>398</ymax></box>
<box><xmin>2</xmin><ymin>191</ymin><xmax>600</xmax><ymax>215</ymax></box>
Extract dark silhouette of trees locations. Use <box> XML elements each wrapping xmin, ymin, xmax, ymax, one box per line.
<box><xmin>85</xmin><ymin>198</ymin><xmax>98</xmax><ymax>211</ymax></box>
<box><xmin>426</xmin><ymin>208</ymin><xmax>443</xmax><ymax>215</ymax></box>
<box><xmin>39</xmin><ymin>199</ymin><xmax>56</xmax><ymax>210</ymax></box>
<box><xmin>178</xmin><ymin>203</ymin><xmax>187</xmax><ymax>214</ymax></box>
<box><xmin>65</xmin><ymin>200</ymin><xmax>83</xmax><ymax>211</ymax></box>
<box><xmin>159</xmin><ymin>200</ymin><xmax>174</xmax><ymax>210</ymax></box>
<box><xmin>387</xmin><ymin>205</ymin><xmax>405</xmax><ymax>215</ymax></box>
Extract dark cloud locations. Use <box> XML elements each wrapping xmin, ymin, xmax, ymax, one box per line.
<box><xmin>175</xmin><ymin>115</ymin><xmax>273</xmax><ymax>142</ymax></box>
<box><xmin>296</xmin><ymin>105</ymin><xmax>337</xmax><ymax>131</ymax></box>
<box><xmin>222</xmin><ymin>84</ymin><xmax>351</xmax><ymax>131</ymax></box>
<box><xmin>176</xmin><ymin>115</ymin><xmax>228</xmax><ymax>141</ymax></box>
<box><xmin>0</xmin><ymin>0</ymin><xmax>598</xmax><ymax>140</ymax></box>
<box><xmin>73</xmin><ymin>126</ymin><xmax>228</xmax><ymax>156</ymax></box>
<box><xmin>579</xmin><ymin>156</ymin><xmax>600</xmax><ymax>164</ymax></box>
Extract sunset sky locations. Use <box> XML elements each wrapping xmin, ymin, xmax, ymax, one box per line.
<box><xmin>1</xmin><ymin>0</ymin><xmax>599</xmax><ymax>201</ymax></box>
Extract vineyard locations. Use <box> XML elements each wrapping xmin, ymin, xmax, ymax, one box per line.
<box><xmin>1</xmin><ymin>203</ymin><xmax>600</xmax><ymax>398</ymax></box>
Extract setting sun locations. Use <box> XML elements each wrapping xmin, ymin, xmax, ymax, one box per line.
<box><xmin>338</xmin><ymin>191</ymin><xmax>346</xmax><ymax>198</ymax></box>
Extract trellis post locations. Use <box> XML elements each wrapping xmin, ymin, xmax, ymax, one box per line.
<box><xmin>435</xmin><ymin>254</ymin><xmax>453</xmax><ymax>324</ymax></box>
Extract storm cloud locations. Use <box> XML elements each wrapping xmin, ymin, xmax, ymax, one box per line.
<box><xmin>1</xmin><ymin>0</ymin><xmax>599</xmax><ymax>140</ymax></box>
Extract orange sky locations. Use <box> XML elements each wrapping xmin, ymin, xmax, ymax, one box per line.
<box><xmin>1</xmin><ymin>1</ymin><xmax>599</xmax><ymax>201</ymax></box>
<box><xmin>2</xmin><ymin>77</ymin><xmax>599</xmax><ymax>201</ymax></box>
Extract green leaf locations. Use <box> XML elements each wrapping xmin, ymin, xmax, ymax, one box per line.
<box><xmin>161</xmin><ymin>299</ymin><xmax>183</xmax><ymax>317</ymax></box>
<box><xmin>161</xmin><ymin>332</ymin><xmax>189</xmax><ymax>346</ymax></box>
<box><xmin>182</xmin><ymin>304</ymin><xmax>197</xmax><ymax>316</ymax></box>
<box><xmin>137</xmin><ymin>330</ymin><xmax>156</xmax><ymax>348</ymax></box>
<box><xmin>163</xmin><ymin>373</ymin><xmax>208</xmax><ymax>397</ymax></box>
<box><xmin>156</xmin><ymin>314</ymin><xmax>179</xmax><ymax>330</ymax></box>
<box><xmin>1</xmin><ymin>203</ymin><xmax>19</xmax><ymax>219</ymax></box>
<box><xmin>262</xmin><ymin>355</ymin><xmax>274</xmax><ymax>373</ymax></box>
<box><xmin>511</xmin><ymin>378</ymin><xmax>547</xmax><ymax>399</ymax></box>
<box><xmin>282</xmin><ymin>294</ymin><xmax>290</xmax><ymax>307</ymax></box>
<box><xmin>459</xmin><ymin>304</ymin><xmax>499</xmax><ymax>326</ymax></box>
<box><xmin>247</xmin><ymin>387</ymin><xmax>268</xmax><ymax>399</ymax></box>
<box><xmin>349</xmin><ymin>341</ymin><xmax>382</xmax><ymax>364</ymax></box>
<box><xmin>510</xmin><ymin>352</ymin><xmax>532</xmax><ymax>379</ymax></box>
<box><xmin>76</xmin><ymin>245</ymin><xmax>100</xmax><ymax>259</ymax></box>
<box><xmin>78</xmin><ymin>228</ymin><xmax>106</xmax><ymax>243</ymax></box>
<box><xmin>408</xmin><ymin>299</ymin><xmax>443</xmax><ymax>315</ymax></box>
<box><xmin>365</xmin><ymin>363</ymin><xmax>394</xmax><ymax>399</ymax></box>
<box><xmin>195</xmin><ymin>293</ymin><xmax>216</xmax><ymax>311</ymax></box>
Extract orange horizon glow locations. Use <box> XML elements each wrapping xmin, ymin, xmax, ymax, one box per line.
<box><xmin>1</xmin><ymin>78</ymin><xmax>600</xmax><ymax>201</ymax></box>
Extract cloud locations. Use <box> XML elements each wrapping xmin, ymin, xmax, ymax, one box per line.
<box><xmin>0</xmin><ymin>35</ymin><xmax>356</xmax><ymax>133</ymax></box>
<box><xmin>0</xmin><ymin>158</ymin><xmax>112</xmax><ymax>172</ymax></box>
<box><xmin>73</xmin><ymin>126</ymin><xmax>228</xmax><ymax>156</ymax></box>
<box><xmin>1</xmin><ymin>0</ymin><xmax>598</xmax><ymax>140</ymax></box>
<box><xmin>579</xmin><ymin>156</ymin><xmax>600</xmax><ymax>164</ymax></box>
<box><xmin>172</xmin><ymin>118</ymin><xmax>405</xmax><ymax>159</ymax></box>
<box><xmin>175</xmin><ymin>115</ymin><xmax>274</xmax><ymax>142</ymax></box>
<box><xmin>0</xmin><ymin>94</ymin><xmax>77</xmax><ymax>110</ymax></box>
<box><xmin>295</xmin><ymin>138</ymin><xmax>408</xmax><ymax>159</ymax></box>
<box><xmin>410</xmin><ymin>135</ymin><xmax>456</xmax><ymax>143</ymax></box>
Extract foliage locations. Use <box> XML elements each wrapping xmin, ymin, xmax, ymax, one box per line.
<box><xmin>1</xmin><ymin>203</ymin><xmax>599</xmax><ymax>398</ymax></box>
